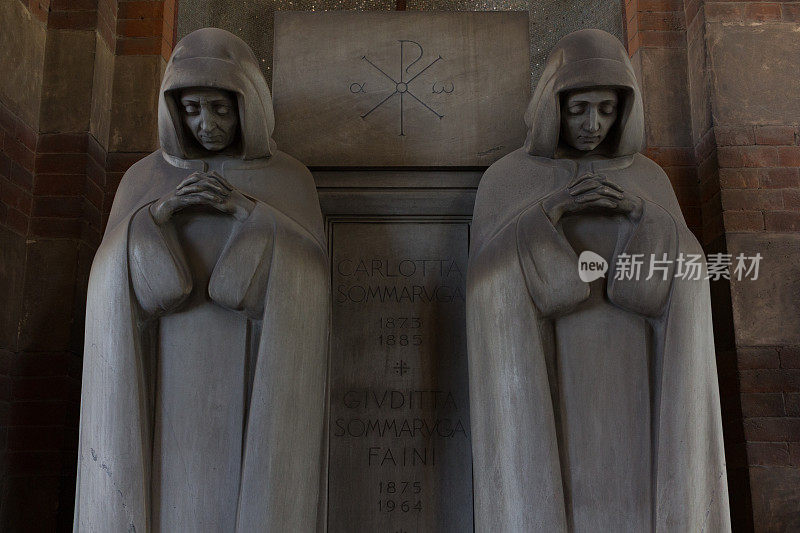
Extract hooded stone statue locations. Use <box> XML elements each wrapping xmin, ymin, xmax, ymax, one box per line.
<box><xmin>467</xmin><ymin>29</ymin><xmax>730</xmax><ymax>531</ymax></box>
<box><xmin>74</xmin><ymin>28</ymin><xmax>329</xmax><ymax>531</ymax></box>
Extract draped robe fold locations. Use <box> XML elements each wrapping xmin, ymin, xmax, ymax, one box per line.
<box><xmin>74</xmin><ymin>150</ymin><xmax>329</xmax><ymax>532</ymax></box>
<box><xmin>467</xmin><ymin>150</ymin><xmax>730</xmax><ymax>532</ymax></box>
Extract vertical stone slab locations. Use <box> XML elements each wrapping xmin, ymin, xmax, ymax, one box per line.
<box><xmin>272</xmin><ymin>11</ymin><xmax>531</xmax><ymax>531</ymax></box>
<box><xmin>328</xmin><ymin>221</ymin><xmax>472</xmax><ymax>532</ymax></box>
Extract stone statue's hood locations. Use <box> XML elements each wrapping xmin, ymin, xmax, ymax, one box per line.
<box><xmin>523</xmin><ymin>29</ymin><xmax>644</xmax><ymax>158</ymax></box>
<box><xmin>159</xmin><ymin>28</ymin><xmax>275</xmax><ymax>160</ymax></box>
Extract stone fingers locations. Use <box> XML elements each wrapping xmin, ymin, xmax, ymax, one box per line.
<box><xmin>176</xmin><ymin>181</ymin><xmax>230</xmax><ymax>197</ymax></box>
<box><xmin>175</xmin><ymin>191</ymin><xmax>226</xmax><ymax>205</ymax></box>
<box><xmin>573</xmin><ymin>192</ymin><xmax>619</xmax><ymax>208</ymax></box>
<box><xmin>569</xmin><ymin>177</ymin><xmax>623</xmax><ymax>195</ymax></box>
<box><xmin>176</xmin><ymin>171</ymin><xmax>234</xmax><ymax>192</ymax></box>
<box><xmin>207</xmin><ymin>171</ymin><xmax>234</xmax><ymax>191</ymax></box>
<box><xmin>570</xmin><ymin>182</ymin><xmax>623</xmax><ymax>200</ymax></box>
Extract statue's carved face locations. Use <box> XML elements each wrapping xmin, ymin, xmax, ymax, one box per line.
<box><xmin>180</xmin><ymin>88</ymin><xmax>239</xmax><ymax>152</ymax></box>
<box><xmin>560</xmin><ymin>88</ymin><xmax>618</xmax><ymax>152</ymax></box>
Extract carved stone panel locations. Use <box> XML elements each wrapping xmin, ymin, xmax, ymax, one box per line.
<box><xmin>327</xmin><ymin>219</ymin><xmax>472</xmax><ymax>533</ymax></box>
<box><xmin>272</xmin><ymin>11</ymin><xmax>530</xmax><ymax>166</ymax></box>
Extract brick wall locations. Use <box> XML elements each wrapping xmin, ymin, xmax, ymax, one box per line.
<box><xmin>716</xmin><ymin>126</ymin><xmax>800</xmax><ymax>232</ymax></box>
<box><xmin>0</xmin><ymin>0</ymin><xmax>177</xmax><ymax>529</ymax></box>
<box><xmin>624</xmin><ymin>0</ymin><xmax>703</xmax><ymax>236</ymax></box>
<box><xmin>624</xmin><ymin>0</ymin><xmax>757</xmax><ymax>528</ymax></box>
<box><xmin>1</xmin><ymin>0</ymin><xmax>798</xmax><ymax>529</ymax></box>
<box><xmin>625</xmin><ymin>0</ymin><xmax>800</xmax><ymax>530</ymax></box>
<box><xmin>704</xmin><ymin>2</ymin><xmax>800</xmax><ymax>530</ymax></box>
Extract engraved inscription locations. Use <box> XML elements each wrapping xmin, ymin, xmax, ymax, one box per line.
<box><xmin>328</xmin><ymin>222</ymin><xmax>473</xmax><ymax>533</ymax></box>
<box><xmin>351</xmin><ymin>40</ymin><xmax>454</xmax><ymax>136</ymax></box>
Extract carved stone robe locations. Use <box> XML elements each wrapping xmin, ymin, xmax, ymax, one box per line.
<box><xmin>467</xmin><ymin>29</ymin><xmax>730</xmax><ymax>532</ymax></box>
<box><xmin>74</xmin><ymin>28</ymin><xmax>329</xmax><ymax>532</ymax></box>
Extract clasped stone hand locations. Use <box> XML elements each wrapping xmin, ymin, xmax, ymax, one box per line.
<box><xmin>542</xmin><ymin>172</ymin><xmax>643</xmax><ymax>224</ymax></box>
<box><xmin>150</xmin><ymin>171</ymin><xmax>256</xmax><ymax>225</ymax></box>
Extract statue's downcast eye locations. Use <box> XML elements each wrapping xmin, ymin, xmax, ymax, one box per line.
<box><xmin>565</xmin><ymin>101</ymin><xmax>617</xmax><ymax>116</ymax></box>
<box><xmin>599</xmin><ymin>102</ymin><xmax>617</xmax><ymax>115</ymax></box>
<box><xmin>180</xmin><ymin>97</ymin><xmax>233</xmax><ymax>118</ymax></box>
<box><xmin>566</xmin><ymin>103</ymin><xmax>586</xmax><ymax>115</ymax></box>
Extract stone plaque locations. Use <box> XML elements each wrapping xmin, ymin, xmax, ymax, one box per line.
<box><xmin>328</xmin><ymin>220</ymin><xmax>472</xmax><ymax>532</ymax></box>
<box><xmin>272</xmin><ymin>11</ymin><xmax>530</xmax><ymax>166</ymax></box>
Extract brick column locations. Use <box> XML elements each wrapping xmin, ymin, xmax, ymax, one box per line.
<box><xmin>623</xmin><ymin>0</ymin><xmax>755</xmax><ymax>528</ymax></box>
<box><xmin>626</xmin><ymin>0</ymin><xmax>800</xmax><ymax>530</ymax></box>
<box><xmin>0</xmin><ymin>0</ymin><xmax>179</xmax><ymax>528</ymax></box>
<box><xmin>0</xmin><ymin>1</ymin><xmax>95</xmax><ymax>528</ymax></box>
<box><xmin>703</xmin><ymin>3</ymin><xmax>800</xmax><ymax>529</ymax></box>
